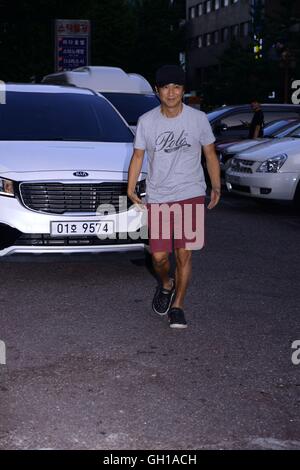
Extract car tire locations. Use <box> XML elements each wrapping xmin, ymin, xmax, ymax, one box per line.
<box><xmin>293</xmin><ymin>181</ymin><xmax>300</xmax><ymax>209</ymax></box>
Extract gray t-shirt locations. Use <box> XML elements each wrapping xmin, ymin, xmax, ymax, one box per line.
<box><xmin>134</xmin><ymin>104</ymin><xmax>215</xmax><ymax>203</ymax></box>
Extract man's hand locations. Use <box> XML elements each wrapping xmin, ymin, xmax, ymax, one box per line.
<box><xmin>207</xmin><ymin>188</ymin><xmax>221</xmax><ymax>210</ymax></box>
<box><xmin>127</xmin><ymin>148</ymin><xmax>146</xmax><ymax>209</ymax></box>
<box><xmin>203</xmin><ymin>143</ymin><xmax>221</xmax><ymax>209</ymax></box>
<box><xmin>127</xmin><ymin>191</ymin><xmax>146</xmax><ymax>210</ymax></box>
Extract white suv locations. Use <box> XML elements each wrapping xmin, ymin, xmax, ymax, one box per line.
<box><xmin>0</xmin><ymin>84</ymin><xmax>148</xmax><ymax>257</ymax></box>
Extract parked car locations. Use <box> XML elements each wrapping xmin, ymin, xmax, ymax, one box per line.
<box><xmin>225</xmin><ymin>124</ymin><xmax>300</xmax><ymax>206</ymax></box>
<box><xmin>42</xmin><ymin>66</ymin><xmax>160</xmax><ymax>132</ymax></box>
<box><xmin>207</xmin><ymin>104</ymin><xmax>300</xmax><ymax>143</ymax></box>
<box><xmin>217</xmin><ymin>118</ymin><xmax>300</xmax><ymax>181</ymax></box>
<box><xmin>0</xmin><ymin>84</ymin><xmax>148</xmax><ymax>257</ymax></box>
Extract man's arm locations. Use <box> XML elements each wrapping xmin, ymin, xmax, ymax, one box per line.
<box><xmin>253</xmin><ymin>125</ymin><xmax>261</xmax><ymax>138</ymax></box>
<box><xmin>127</xmin><ymin>148</ymin><xmax>145</xmax><ymax>205</ymax></box>
<box><xmin>203</xmin><ymin>143</ymin><xmax>221</xmax><ymax>210</ymax></box>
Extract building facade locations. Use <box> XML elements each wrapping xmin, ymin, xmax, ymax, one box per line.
<box><xmin>185</xmin><ymin>0</ymin><xmax>282</xmax><ymax>92</ymax></box>
<box><xmin>186</xmin><ymin>0</ymin><xmax>253</xmax><ymax>91</ymax></box>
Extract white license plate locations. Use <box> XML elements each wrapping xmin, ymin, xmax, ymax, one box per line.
<box><xmin>50</xmin><ymin>220</ymin><xmax>114</xmax><ymax>236</ymax></box>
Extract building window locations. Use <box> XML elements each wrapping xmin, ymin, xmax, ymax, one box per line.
<box><xmin>222</xmin><ymin>0</ymin><xmax>229</xmax><ymax>6</ymax></box>
<box><xmin>189</xmin><ymin>37</ymin><xmax>197</xmax><ymax>49</ymax></box>
<box><xmin>213</xmin><ymin>30</ymin><xmax>219</xmax><ymax>44</ymax></box>
<box><xmin>240</xmin><ymin>22</ymin><xmax>250</xmax><ymax>37</ymax></box>
<box><xmin>205</xmin><ymin>32</ymin><xmax>212</xmax><ymax>46</ymax></box>
<box><xmin>197</xmin><ymin>35</ymin><xmax>203</xmax><ymax>48</ymax></box>
<box><xmin>231</xmin><ymin>0</ymin><xmax>238</xmax><ymax>4</ymax></box>
<box><xmin>203</xmin><ymin>0</ymin><xmax>211</xmax><ymax>14</ymax></box>
<box><xmin>214</xmin><ymin>0</ymin><xmax>220</xmax><ymax>9</ymax></box>
<box><xmin>231</xmin><ymin>24</ymin><xmax>239</xmax><ymax>38</ymax></box>
<box><xmin>189</xmin><ymin>6</ymin><xmax>196</xmax><ymax>19</ymax></box>
<box><xmin>221</xmin><ymin>27</ymin><xmax>229</xmax><ymax>41</ymax></box>
<box><xmin>197</xmin><ymin>3</ymin><xmax>203</xmax><ymax>16</ymax></box>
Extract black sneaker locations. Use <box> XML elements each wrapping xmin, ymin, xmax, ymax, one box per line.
<box><xmin>168</xmin><ymin>307</ymin><xmax>187</xmax><ymax>329</ymax></box>
<box><xmin>152</xmin><ymin>279</ymin><xmax>175</xmax><ymax>316</ymax></box>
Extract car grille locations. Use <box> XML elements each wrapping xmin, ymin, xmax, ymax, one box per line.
<box><xmin>230</xmin><ymin>159</ymin><xmax>254</xmax><ymax>174</ymax></box>
<box><xmin>19</xmin><ymin>182</ymin><xmax>131</xmax><ymax>214</ymax></box>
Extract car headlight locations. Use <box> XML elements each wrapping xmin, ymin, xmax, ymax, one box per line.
<box><xmin>256</xmin><ymin>154</ymin><xmax>287</xmax><ymax>173</ymax></box>
<box><xmin>0</xmin><ymin>177</ymin><xmax>15</xmax><ymax>197</ymax></box>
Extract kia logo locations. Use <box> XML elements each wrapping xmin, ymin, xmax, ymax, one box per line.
<box><xmin>73</xmin><ymin>171</ymin><xmax>89</xmax><ymax>177</ymax></box>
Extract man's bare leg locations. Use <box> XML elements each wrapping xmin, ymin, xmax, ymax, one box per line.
<box><xmin>172</xmin><ymin>248</ymin><xmax>192</xmax><ymax>309</ymax></box>
<box><xmin>151</xmin><ymin>251</ymin><xmax>173</xmax><ymax>290</ymax></box>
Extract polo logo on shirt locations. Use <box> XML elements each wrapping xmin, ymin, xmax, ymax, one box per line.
<box><xmin>155</xmin><ymin>130</ymin><xmax>191</xmax><ymax>153</ymax></box>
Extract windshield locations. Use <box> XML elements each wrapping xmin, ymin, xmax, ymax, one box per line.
<box><xmin>0</xmin><ymin>91</ymin><xmax>134</xmax><ymax>142</ymax></box>
<box><xmin>270</xmin><ymin>120</ymin><xmax>300</xmax><ymax>137</ymax></box>
<box><xmin>287</xmin><ymin>125</ymin><xmax>300</xmax><ymax>138</ymax></box>
<box><xmin>207</xmin><ymin>107</ymin><xmax>235</xmax><ymax>122</ymax></box>
<box><xmin>263</xmin><ymin>119</ymin><xmax>296</xmax><ymax>137</ymax></box>
<box><xmin>101</xmin><ymin>92</ymin><xmax>160</xmax><ymax>125</ymax></box>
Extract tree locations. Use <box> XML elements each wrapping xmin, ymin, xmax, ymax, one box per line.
<box><xmin>130</xmin><ymin>0</ymin><xmax>185</xmax><ymax>84</ymax></box>
<box><xmin>199</xmin><ymin>0</ymin><xmax>300</xmax><ymax>105</ymax></box>
<box><xmin>0</xmin><ymin>0</ymin><xmax>185</xmax><ymax>83</ymax></box>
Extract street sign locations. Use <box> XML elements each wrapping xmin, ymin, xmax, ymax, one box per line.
<box><xmin>55</xmin><ymin>19</ymin><xmax>90</xmax><ymax>72</ymax></box>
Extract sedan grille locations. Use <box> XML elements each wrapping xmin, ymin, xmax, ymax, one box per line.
<box><xmin>19</xmin><ymin>182</ymin><xmax>131</xmax><ymax>214</ymax></box>
<box><xmin>230</xmin><ymin>159</ymin><xmax>255</xmax><ymax>174</ymax></box>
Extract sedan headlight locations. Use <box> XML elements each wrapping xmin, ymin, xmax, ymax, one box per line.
<box><xmin>256</xmin><ymin>154</ymin><xmax>287</xmax><ymax>173</ymax></box>
<box><xmin>0</xmin><ymin>177</ymin><xmax>15</xmax><ymax>197</ymax></box>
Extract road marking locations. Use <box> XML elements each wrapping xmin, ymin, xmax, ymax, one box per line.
<box><xmin>0</xmin><ymin>340</ymin><xmax>6</xmax><ymax>365</ymax></box>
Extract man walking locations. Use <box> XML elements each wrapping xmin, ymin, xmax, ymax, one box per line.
<box><xmin>127</xmin><ymin>65</ymin><xmax>220</xmax><ymax>329</ymax></box>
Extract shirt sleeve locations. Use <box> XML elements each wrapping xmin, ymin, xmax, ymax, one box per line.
<box><xmin>134</xmin><ymin>117</ymin><xmax>146</xmax><ymax>150</ymax></box>
<box><xmin>199</xmin><ymin>113</ymin><xmax>216</xmax><ymax>146</ymax></box>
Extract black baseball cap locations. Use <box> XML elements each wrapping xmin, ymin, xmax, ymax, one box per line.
<box><xmin>155</xmin><ymin>65</ymin><xmax>185</xmax><ymax>88</ymax></box>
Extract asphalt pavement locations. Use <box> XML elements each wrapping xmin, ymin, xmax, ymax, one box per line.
<box><xmin>0</xmin><ymin>193</ymin><xmax>300</xmax><ymax>450</ymax></box>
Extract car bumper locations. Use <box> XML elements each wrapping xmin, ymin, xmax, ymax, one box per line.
<box><xmin>0</xmin><ymin>196</ymin><xmax>148</xmax><ymax>256</ymax></box>
<box><xmin>225</xmin><ymin>170</ymin><xmax>299</xmax><ymax>200</ymax></box>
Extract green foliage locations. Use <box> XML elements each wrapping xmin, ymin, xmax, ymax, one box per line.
<box><xmin>200</xmin><ymin>0</ymin><xmax>300</xmax><ymax>105</ymax></box>
<box><xmin>202</xmin><ymin>41</ymin><xmax>278</xmax><ymax>105</ymax></box>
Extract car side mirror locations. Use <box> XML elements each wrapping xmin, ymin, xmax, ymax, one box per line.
<box><xmin>214</xmin><ymin>122</ymin><xmax>228</xmax><ymax>134</ymax></box>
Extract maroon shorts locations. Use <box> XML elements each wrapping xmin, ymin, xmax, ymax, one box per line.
<box><xmin>147</xmin><ymin>196</ymin><xmax>205</xmax><ymax>254</ymax></box>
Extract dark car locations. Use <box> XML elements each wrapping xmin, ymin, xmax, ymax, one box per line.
<box><xmin>207</xmin><ymin>104</ymin><xmax>300</xmax><ymax>143</ymax></box>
